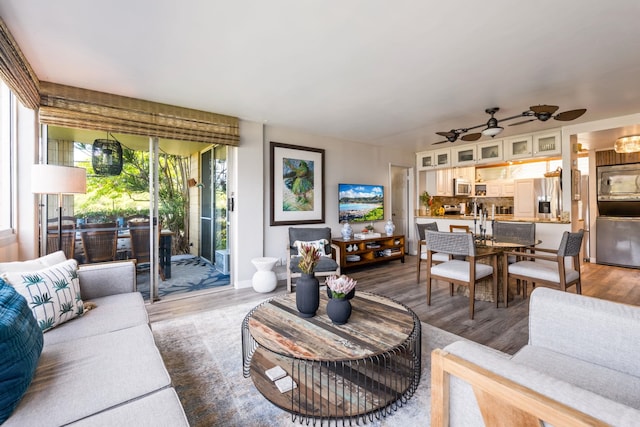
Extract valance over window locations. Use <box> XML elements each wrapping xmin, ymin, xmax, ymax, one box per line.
<box><xmin>39</xmin><ymin>82</ymin><xmax>239</xmax><ymax>146</ymax></box>
<box><xmin>0</xmin><ymin>18</ymin><xmax>39</xmax><ymax>109</ymax></box>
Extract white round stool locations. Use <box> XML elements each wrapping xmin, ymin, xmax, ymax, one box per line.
<box><xmin>251</xmin><ymin>257</ymin><xmax>278</xmax><ymax>293</ymax></box>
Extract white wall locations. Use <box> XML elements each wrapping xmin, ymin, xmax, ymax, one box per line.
<box><xmin>261</xmin><ymin>125</ymin><xmax>414</xmax><ymax>268</ymax></box>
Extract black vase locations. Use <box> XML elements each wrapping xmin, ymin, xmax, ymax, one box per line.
<box><xmin>326</xmin><ymin>297</ymin><xmax>352</xmax><ymax>325</ymax></box>
<box><xmin>296</xmin><ymin>273</ymin><xmax>320</xmax><ymax>318</ymax></box>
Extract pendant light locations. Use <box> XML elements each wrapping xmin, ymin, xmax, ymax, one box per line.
<box><xmin>92</xmin><ymin>136</ymin><xmax>123</xmax><ymax>175</ymax></box>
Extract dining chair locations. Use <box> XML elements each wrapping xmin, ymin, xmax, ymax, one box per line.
<box><xmin>503</xmin><ymin>229</ymin><xmax>584</xmax><ymax>300</ymax></box>
<box><xmin>493</xmin><ymin>221</ymin><xmax>536</xmax><ymax>297</ymax></box>
<box><xmin>128</xmin><ymin>220</ymin><xmax>166</xmax><ymax>280</ymax></box>
<box><xmin>425</xmin><ymin>230</ymin><xmax>498</xmax><ymax>319</ymax></box>
<box><xmin>287</xmin><ymin>227</ymin><xmax>340</xmax><ymax>292</ymax></box>
<box><xmin>416</xmin><ymin>222</ymin><xmax>449</xmax><ymax>283</ymax></box>
<box><xmin>46</xmin><ymin>223</ymin><xmax>76</xmax><ymax>259</ymax></box>
<box><xmin>449</xmin><ymin>224</ymin><xmax>471</xmax><ymax>233</ymax></box>
<box><xmin>79</xmin><ymin>222</ymin><xmax>118</xmax><ymax>263</ymax></box>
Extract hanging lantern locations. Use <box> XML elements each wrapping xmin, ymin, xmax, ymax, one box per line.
<box><xmin>92</xmin><ymin>139</ymin><xmax>123</xmax><ymax>175</ymax></box>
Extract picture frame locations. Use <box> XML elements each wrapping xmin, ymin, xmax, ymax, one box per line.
<box><xmin>270</xmin><ymin>142</ymin><xmax>325</xmax><ymax>226</ymax></box>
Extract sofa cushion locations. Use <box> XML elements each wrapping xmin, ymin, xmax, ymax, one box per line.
<box><xmin>0</xmin><ymin>251</ymin><xmax>67</xmax><ymax>273</ymax></box>
<box><xmin>0</xmin><ymin>279</ymin><xmax>44</xmax><ymax>424</ymax></box>
<box><xmin>289</xmin><ymin>256</ymin><xmax>339</xmax><ymax>273</ymax></box>
<box><xmin>67</xmin><ymin>388</ymin><xmax>189</xmax><ymax>427</ymax></box>
<box><xmin>514</xmin><ymin>344</ymin><xmax>640</xmax><ymax>410</ymax></box>
<box><xmin>2</xmin><ymin>259</ymin><xmax>84</xmax><ymax>332</ymax></box>
<box><xmin>3</xmin><ymin>324</ymin><xmax>172</xmax><ymax>427</ymax></box>
<box><xmin>43</xmin><ymin>292</ymin><xmax>148</xmax><ymax>346</ymax></box>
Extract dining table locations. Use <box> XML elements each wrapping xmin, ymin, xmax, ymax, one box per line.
<box><xmin>456</xmin><ymin>237</ymin><xmax>542</xmax><ymax>305</ymax></box>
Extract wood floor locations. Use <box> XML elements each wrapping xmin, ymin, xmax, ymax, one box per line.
<box><xmin>147</xmin><ymin>256</ymin><xmax>640</xmax><ymax>355</ymax></box>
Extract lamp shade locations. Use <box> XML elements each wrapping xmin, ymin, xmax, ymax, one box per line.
<box><xmin>31</xmin><ymin>164</ymin><xmax>87</xmax><ymax>195</ymax></box>
<box><xmin>481</xmin><ymin>126</ymin><xmax>503</xmax><ymax>137</ymax></box>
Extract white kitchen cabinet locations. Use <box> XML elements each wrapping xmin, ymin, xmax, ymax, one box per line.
<box><xmin>505</xmin><ymin>135</ymin><xmax>533</xmax><ymax>160</ymax></box>
<box><xmin>502</xmin><ymin>181</ymin><xmax>515</xmax><ymax>196</ymax></box>
<box><xmin>433</xmin><ymin>148</ymin><xmax>451</xmax><ymax>169</ymax></box>
<box><xmin>513</xmin><ymin>178</ymin><xmax>535</xmax><ymax>217</ymax></box>
<box><xmin>533</xmin><ymin>130</ymin><xmax>561</xmax><ymax>157</ymax></box>
<box><xmin>476</xmin><ymin>140</ymin><xmax>503</xmax><ymax>164</ymax></box>
<box><xmin>416</xmin><ymin>150</ymin><xmax>434</xmax><ymax>170</ymax></box>
<box><xmin>435</xmin><ymin>168</ymin><xmax>453</xmax><ymax>196</ymax></box>
<box><xmin>451</xmin><ymin>145</ymin><xmax>476</xmax><ymax>166</ymax></box>
<box><xmin>452</xmin><ymin>166</ymin><xmax>475</xmax><ymax>182</ymax></box>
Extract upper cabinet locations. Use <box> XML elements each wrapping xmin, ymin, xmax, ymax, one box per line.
<box><xmin>505</xmin><ymin>135</ymin><xmax>533</xmax><ymax>160</ymax></box>
<box><xmin>452</xmin><ymin>145</ymin><xmax>477</xmax><ymax>166</ymax></box>
<box><xmin>416</xmin><ymin>151</ymin><xmax>434</xmax><ymax>170</ymax></box>
<box><xmin>476</xmin><ymin>140</ymin><xmax>503</xmax><ymax>164</ymax></box>
<box><xmin>433</xmin><ymin>148</ymin><xmax>451</xmax><ymax>168</ymax></box>
<box><xmin>532</xmin><ymin>130</ymin><xmax>561</xmax><ymax>157</ymax></box>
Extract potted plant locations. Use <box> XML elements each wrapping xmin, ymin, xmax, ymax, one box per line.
<box><xmin>296</xmin><ymin>244</ymin><xmax>322</xmax><ymax>317</ymax></box>
<box><xmin>325</xmin><ymin>275</ymin><xmax>358</xmax><ymax>325</ymax></box>
<box><xmin>419</xmin><ymin>191</ymin><xmax>431</xmax><ymax>216</ymax></box>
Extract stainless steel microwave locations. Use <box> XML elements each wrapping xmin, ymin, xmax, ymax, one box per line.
<box><xmin>454</xmin><ymin>179</ymin><xmax>472</xmax><ymax>197</ymax></box>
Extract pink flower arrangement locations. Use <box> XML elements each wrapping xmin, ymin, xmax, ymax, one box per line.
<box><xmin>325</xmin><ymin>275</ymin><xmax>357</xmax><ymax>299</ymax></box>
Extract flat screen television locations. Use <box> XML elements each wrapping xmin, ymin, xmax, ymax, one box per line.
<box><xmin>338</xmin><ymin>183</ymin><xmax>384</xmax><ymax>222</ymax></box>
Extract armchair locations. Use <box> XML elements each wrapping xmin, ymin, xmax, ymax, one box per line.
<box><xmin>287</xmin><ymin>227</ymin><xmax>340</xmax><ymax>292</ymax></box>
<box><xmin>503</xmin><ymin>229</ymin><xmax>584</xmax><ymax>300</ymax></box>
<box><xmin>425</xmin><ymin>230</ymin><xmax>498</xmax><ymax>319</ymax></box>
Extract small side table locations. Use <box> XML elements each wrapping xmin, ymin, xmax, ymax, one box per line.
<box><xmin>251</xmin><ymin>257</ymin><xmax>278</xmax><ymax>293</ymax></box>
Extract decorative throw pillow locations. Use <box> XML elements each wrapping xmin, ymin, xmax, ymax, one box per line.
<box><xmin>0</xmin><ymin>278</ymin><xmax>44</xmax><ymax>424</ymax></box>
<box><xmin>2</xmin><ymin>259</ymin><xmax>84</xmax><ymax>332</ymax></box>
<box><xmin>0</xmin><ymin>250</ymin><xmax>67</xmax><ymax>274</ymax></box>
<box><xmin>293</xmin><ymin>239</ymin><xmax>330</xmax><ymax>257</ymax></box>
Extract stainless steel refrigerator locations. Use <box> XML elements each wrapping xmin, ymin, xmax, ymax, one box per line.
<box><xmin>533</xmin><ymin>175</ymin><xmax>562</xmax><ymax>220</ymax></box>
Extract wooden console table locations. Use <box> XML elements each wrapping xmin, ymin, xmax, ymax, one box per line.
<box><xmin>242</xmin><ymin>292</ymin><xmax>421</xmax><ymax>424</ymax></box>
<box><xmin>332</xmin><ymin>234</ymin><xmax>405</xmax><ymax>269</ymax></box>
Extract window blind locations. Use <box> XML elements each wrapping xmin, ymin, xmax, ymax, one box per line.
<box><xmin>39</xmin><ymin>82</ymin><xmax>239</xmax><ymax>146</ymax></box>
<box><xmin>0</xmin><ymin>18</ymin><xmax>39</xmax><ymax>110</ymax></box>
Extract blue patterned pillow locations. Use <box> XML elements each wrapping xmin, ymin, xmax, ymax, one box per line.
<box><xmin>2</xmin><ymin>259</ymin><xmax>84</xmax><ymax>332</ymax></box>
<box><xmin>0</xmin><ymin>277</ymin><xmax>44</xmax><ymax>424</ymax></box>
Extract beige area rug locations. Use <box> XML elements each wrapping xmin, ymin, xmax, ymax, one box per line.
<box><xmin>151</xmin><ymin>298</ymin><xmax>467</xmax><ymax>427</ymax></box>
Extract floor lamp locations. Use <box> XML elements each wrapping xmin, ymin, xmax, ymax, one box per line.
<box><xmin>31</xmin><ymin>164</ymin><xmax>87</xmax><ymax>254</ymax></box>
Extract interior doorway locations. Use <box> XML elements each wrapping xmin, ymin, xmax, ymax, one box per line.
<box><xmin>200</xmin><ymin>146</ymin><xmax>229</xmax><ymax>273</ymax></box>
<box><xmin>390</xmin><ymin>164</ymin><xmax>411</xmax><ymax>252</ymax></box>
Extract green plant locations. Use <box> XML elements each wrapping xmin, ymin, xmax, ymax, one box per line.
<box><xmin>298</xmin><ymin>244</ymin><xmax>321</xmax><ymax>274</ymax></box>
<box><xmin>419</xmin><ymin>191</ymin><xmax>431</xmax><ymax>207</ymax></box>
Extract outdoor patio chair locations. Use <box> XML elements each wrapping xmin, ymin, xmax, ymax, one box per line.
<box><xmin>503</xmin><ymin>229</ymin><xmax>584</xmax><ymax>299</ymax></box>
<box><xmin>425</xmin><ymin>230</ymin><xmax>498</xmax><ymax>319</ymax></box>
<box><xmin>46</xmin><ymin>223</ymin><xmax>76</xmax><ymax>259</ymax></box>
<box><xmin>128</xmin><ymin>220</ymin><xmax>165</xmax><ymax>280</ymax></box>
<box><xmin>287</xmin><ymin>227</ymin><xmax>340</xmax><ymax>292</ymax></box>
<box><xmin>79</xmin><ymin>222</ymin><xmax>118</xmax><ymax>263</ymax></box>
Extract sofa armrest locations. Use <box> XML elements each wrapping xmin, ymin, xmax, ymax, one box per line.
<box><xmin>78</xmin><ymin>260</ymin><xmax>137</xmax><ymax>300</ymax></box>
<box><xmin>434</xmin><ymin>341</ymin><xmax>640</xmax><ymax>427</ymax></box>
<box><xmin>528</xmin><ymin>287</ymin><xmax>640</xmax><ymax>378</ymax></box>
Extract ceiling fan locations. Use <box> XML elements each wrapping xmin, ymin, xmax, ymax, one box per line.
<box><xmin>434</xmin><ymin>104</ymin><xmax>587</xmax><ymax>144</ymax></box>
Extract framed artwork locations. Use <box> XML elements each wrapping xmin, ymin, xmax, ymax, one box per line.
<box><xmin>270</xmin><ymin>142</ymin><xmax>325</xmax><ymax>226</ymax></box>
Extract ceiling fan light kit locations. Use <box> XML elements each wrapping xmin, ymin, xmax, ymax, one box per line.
<box><xmin>614</xmin><ymin>135</ymin><xmax>640</xmax><ymax>154</ymax></box>
<box><xmin>434</xmin><ymin>104</ymin><xmax>587</xmax><ymax>145</ymax></box>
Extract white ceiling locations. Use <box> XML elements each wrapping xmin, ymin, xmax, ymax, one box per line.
<box><xmin>2</xmin><ymin>1</ymin><xmax>640</xmax><ymax>152</ymax></box>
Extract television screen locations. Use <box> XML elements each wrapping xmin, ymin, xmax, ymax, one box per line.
<box><xmin>338</xmin><ymin>183</ymin><xmax>384</xmax><ymax>222</ymax></box>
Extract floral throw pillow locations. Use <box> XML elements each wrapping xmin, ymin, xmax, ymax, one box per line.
<box><xmin>293</xmin><ymin>239</ymin><xmax>330</xmax><ymax>257</ymax></box>
<box><xmin>1</xmin><ymin>259</ymin><xmax>84</xmax><ymax>332</ymax></box>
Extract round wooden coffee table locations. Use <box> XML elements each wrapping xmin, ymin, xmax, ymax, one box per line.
<box><xmin>242</xmin><ymin>291</ymin><xmax>421</xmax><ymax>424</ymax></box>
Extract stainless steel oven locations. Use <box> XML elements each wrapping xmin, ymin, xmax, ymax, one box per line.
<box><xmin>454</xmin><ymin>179</ymin><xmax>472</xmax><ymax>197</ymax></box>
<box><xmin>597</xmin><ymin>164</ymin><xmax>640</xmax><ymax>216</ymax></box>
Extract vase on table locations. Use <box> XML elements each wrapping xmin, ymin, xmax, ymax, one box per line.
<box><xmin>296</xmin><ymin>272</ymin><xmax>320</xmax><ymax>318</ymax></box>
<box><xmin>384</xmin><ymin>219</ymin><xmax>395</xmax><ymax>236</ymax></box>
<box><xmin>341</xmin><ymin>221</ymin><xmax>353</xmax><ymax>240</ymax></box>
<box><xmin>326</xmin><ymin>296</ymin><xmax>352</xmax><ymax>325</ymax></box>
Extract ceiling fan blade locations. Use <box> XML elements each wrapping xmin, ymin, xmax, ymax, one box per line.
<box><xmin>530</xmin><ymin>104</ymin><xmax>559</xmax><ymax>115</ymax></box>
<box><xmin>509</xmin><ymin>118</ymin><xmax>536</xmax><ymax>126</ymax></box>
<box><xmin>461</xmin><ymin>132</ymin><xmax>482</xmax><ymax>141</ymax></box>
<box><xmin>554</xmin><ymin>108</ymin><xmax>587</xmax><ymax>121</ymax></box>
<box><xmin>433</xmin><ymin>140</ymin><xmax>448</xmax><ymax>145</ymax></box>
<box><xmin>436</xmin><ymin>131</ymin><xmax>456</xmax><ymax>138</ymax></box>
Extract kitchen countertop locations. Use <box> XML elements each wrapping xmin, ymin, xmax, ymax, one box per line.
<box><xmin>416</xmin><ymin>214</ymin><xmax>570</xmax><ymax>224</ymax></box>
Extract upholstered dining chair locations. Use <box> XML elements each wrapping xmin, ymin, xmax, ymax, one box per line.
<box><xmin>416</xmin><ymin>222</ymin><xmax>449</xmax><ymax>283</ymax></box>
<box><xmin>493</xmin><ymin>221</ymin><xmax>536</xmax><ymax>297</ymax></box>
<box><xmin>502</xmin><ymin>229</ymin><xmax>584</xmax><ymax>301</ymax></box>
<box><xmin>449</xmin><ymin>224</ymin><xmax>471</xmax><ymax>233</ymax></box>
<box><xmin>79</xmin><ymin>222</ymin><xmax>118</xmax><ymax>263</ymax></box>
<box><xmin>287</xmin><ymin>227</ymin><xmax>340</xmax><ymax>292</ymax></box>
<box><xmin>128</xmin><ymin>220</ymin><xmax>166</xmax><ymax>280</ymax></box>
<box><xmin>425</xmin><ymin>230</ymin><xmax>498</xmax><ymax>319</ymax></box>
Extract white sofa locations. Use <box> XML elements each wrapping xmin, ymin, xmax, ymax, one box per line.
<box><xmin>432</xmin><ymin>287</ymin><xmax>640</xmax><ymax>426</ymax></box>
<box><xmin>0</xmin><ymin>254</ymin><xmax>188</xmax><ymax>426</ymax></box>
